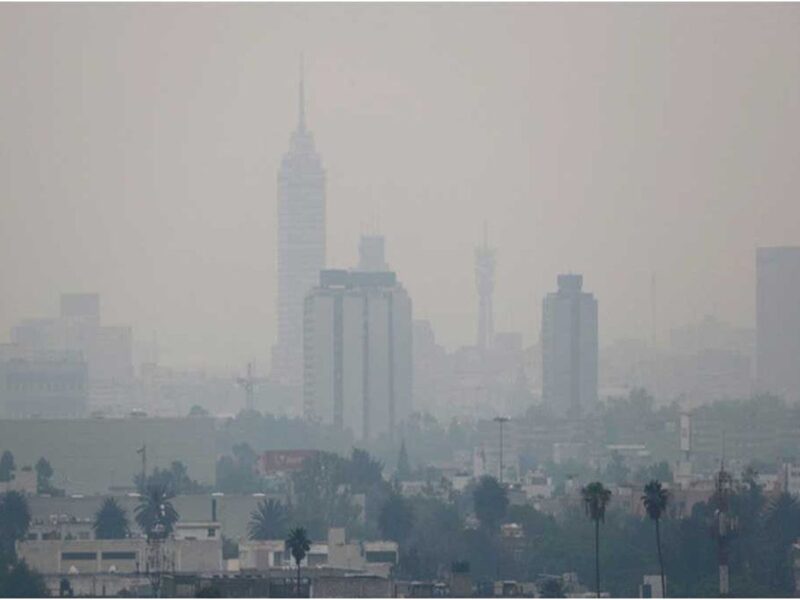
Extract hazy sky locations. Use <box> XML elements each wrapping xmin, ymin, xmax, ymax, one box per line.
<box><xmin>1</xmin><ymin>3</ymin><xmax>799</xmax><ymax>370</ymax></box>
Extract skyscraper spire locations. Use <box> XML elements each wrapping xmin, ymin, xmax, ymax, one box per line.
<box><xmin>298</xmin><ymin>53</ymin><xmax>306</xmax><ymax>132</ymax></box>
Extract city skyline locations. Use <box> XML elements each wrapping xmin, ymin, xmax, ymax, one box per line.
<box><xmin>0</xmin><ymin>4</ymin><xmax>799</xmax><ymax>369</ymax></box>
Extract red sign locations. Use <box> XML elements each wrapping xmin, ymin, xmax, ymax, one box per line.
<box><xmin>258</xmin><ymin>450</ymin><xmax>318</xmax><ymax>475</ymax></box>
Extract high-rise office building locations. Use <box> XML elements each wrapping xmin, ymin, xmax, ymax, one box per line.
<box><xmin>756</xmin><ymin>247</ymin><xmax>800</xmax><ymax>403</ymax></box>
<box><xmin>272</xmin><ymin>63</ymin><xmax>327</xmax><ymax>387</ymax></box>
<box><xmin>541</xmin><ymin>274</ymin><xmax>598</xmax><ymax>417</ymax></box>
<box><xmin>303</xmin><ymin>270</ymin><xmax>412</xmax><ymax>441</ymax></box>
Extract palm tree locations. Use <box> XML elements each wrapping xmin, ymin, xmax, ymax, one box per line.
<box><xmin>248</xmin><ymin>498</ymin><xmax>288</xmax><ymax>540</ymax></box>
<box><xmin>135</xmin><ymin>484</ymin><xmax>179</xmax><ymax>540</ymax></box>
<box><xmin>286</xmin><ymin>527</ymin><xmax>311</xmax><ymax>598</ymax></box>
<box><xmin>642</xmin><ymin>480</ymin><xmax>669</xmax><ymax>597</ymax></box>
<box><xmin>93</xmin><ymin>497</ymin><xmax>130</xmax><ymax>539</ymax></box>
<box><xmin>581</xmin><ymin>481</ymin><xmax>612</xmax><ymax>598</ymax></box>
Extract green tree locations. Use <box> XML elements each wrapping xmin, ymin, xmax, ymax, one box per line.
<box><xmin>292</xmin><ymin>452</ymin><xmax>359</xmax><ymax>538</ymax></box>
<box><xmin>286</xmin><ymin>527</ymin><xmax>311</xmax><ymax>598</ymax></box>
<box><xmin>604</xmin><ymin>451</ymin><xmax>629</xmax><ymax>484</ymax></box>
<box><xmin>581</xmin><ymin>481</ymin><xmax>612</xmax><ymax>598</ymax></box>
<box><xmin>0</xmin><ymin>491</ymin><xmax>31</xmax><ymax>560</ymax></box>
<box><xmin>760</xmin><ymin>491</ymin><xmax>800</xmax><ymax>595</ymax></box>
<box><xmin>396</xmin><ymin>440</ymin><xmax>411</xmax><ymax>482</ymax></box>
<box><xmin>93</xmin><ymin>497</ymin><xmax>130</xmax><ymax>540</ymax></box>
<box><xmin>642</xmin><ymin>480</ymin><xmax>669</xmax><ymax>597</ymax></box>
<box><xmin>378</xmin><ymin>492</ymin><xmax>414</xmax><ymax>543</ymax></box>
<box><xmin>0</xmin><ymin>451</ymin><xmax>15</xmax><ymax>483</ymax></box>
<box><xmin>0</xmin><ymin>559</ymin><xmax>47</xmax><ymax>597</ymax></box>
<box><xmin>135</xmin><ymin>484</ymin><xmax>179</xmax><ymax>540</ymax></box>
<box><xmin>539</xmin><ymin>577</ymin><xmax>566</xmax><ymax>598</ymax></box>
<box><xmin>34</xmin><ymin>458</ymin><xmax>54</xmax><ymax>494</ymax></box>
<box><xmin>188</xmin><ymin>405</ymin><xmax>209</xmax><ymax>417</ymax></box>
<box><xmin>137</xmin><ymin>460</ymin><xmax>205</xmax><ymax>496</ymax></box>
<box><xmin>346</xmin><ymin>448</ymin><xmax>383</xmax><ymax>491</ymax></box>
<box><xmin>473</xmin><ymin>476</ymin><xmax>508</xmax><ymax>531</ymax></box>
<box><xmin>248</xmin><ymin>499</ymin><xmax>289</xmax><ymax>540</ymax></box>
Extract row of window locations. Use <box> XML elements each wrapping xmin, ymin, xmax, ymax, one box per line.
<box><xmin>61</xmin><ymin>551</ymin><xmax>137</xmax><ymax>561</ymax></box>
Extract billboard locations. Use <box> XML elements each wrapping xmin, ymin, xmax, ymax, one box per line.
<box><xmin>258</xmin><ymin>450</ymin><xmax>319</xmax><ymax>475</ymax></box>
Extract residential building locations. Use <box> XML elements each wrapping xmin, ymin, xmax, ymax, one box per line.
<box><xmin>541</xmin><ymin>274</ymin><xmax>598</xmax><ymax>417</ymax></box>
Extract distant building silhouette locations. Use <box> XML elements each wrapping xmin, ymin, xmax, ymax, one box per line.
<box><xmin>756</xmin><ymin>247</ymin><xmax>800</xmax><ymax>403</ymax></box>
<box><xmin>303</xmin><ymin>270</ymin><xmax>412</xmax><ymax>441</ymax></box>
<box><xmin>271</xmin><ymin>60</ymin><xmax>326</xmax><ymax>387</ymax></box>
<box><xmin>541</xmin><ymin>274</ymin><xmax>598</xmax><ymax>417</ymax></box>
<box><xmin>5</xmin><ymin>293</ymin><xmax>132</xmax><ymax>414</ymax></box>
<box><xmin>357</xmin><ymin>235</ymin><xmax>388</xmax><ymax>272</ymax></box>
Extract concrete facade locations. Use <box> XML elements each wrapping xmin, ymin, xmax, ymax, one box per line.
<box><xmin>16</xmin><ymin>537</ymin><xmax>223</xmax><ymax>575</ymax></box>
<box><xmin>303</xmin><ymin>270</ymin><xmax>412</xmax><ymax>441</ymax></box>
<box><xmin>542</xmin><ymin>274</ymin><xmax>598</xmax><ymax>417</ymax></box>
<box><xmin>27</xmin><ymin>493</ymin><xmax>284</xmax><ymax>541</ymax></box>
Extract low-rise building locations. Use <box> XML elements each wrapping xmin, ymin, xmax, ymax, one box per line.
<box><xmin>239</xmin><ymin>529</ymin><xmax>398</xmax><ymax>579</ymax></box>
<box><xmin>17</xmin><ymin>537</ymin><xmax>223</xmax><ymax>576</ymax></box>
<box><xmin>239</xmin><ymin>540</ymin><xmax>287</xmax><ymax>570</ymax></box>
<box><xmin>0</xmin><ymin>466</ymin><xmax>37</xmax><ymax>495</ymax></box>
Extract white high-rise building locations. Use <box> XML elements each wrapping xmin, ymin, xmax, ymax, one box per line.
<box><xmin>757</xmin><ymin>247</ymin><xmax>800</xmax><ymax>403</ymax></box>
<box><xmin>271</xmin><ymin>63</ymin><xmax>326</xmax><ymax>387</ymax></box>
<box><xmin>303</xmin><ymin>270</ymin><xmax>412</xmax><ymax>441</ymax></box>
<box><xmin>541</xmin><ymin>274</ymin><xmax>598</xmax><ymax>417</ymax></box>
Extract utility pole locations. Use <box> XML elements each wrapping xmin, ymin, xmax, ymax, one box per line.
<box><xmin>493</xmin><ymin>416</ymin><xmax>509</xmax><ymax>485</ymax></box>
<box><xmin>712</xmin><ymin>457</ymin><xmax>736</xmax><ymax>597</ymax></box>
<box><xmin>137</xmin><ymin>445</ymin><xmax>147</xmax><ymax>492</ymax></box>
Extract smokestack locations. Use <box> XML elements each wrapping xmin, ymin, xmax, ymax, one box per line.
<box><xmin>211</xmin><ymin>498</ymin><xmax>217</xmax><ymax>522</ymax></box>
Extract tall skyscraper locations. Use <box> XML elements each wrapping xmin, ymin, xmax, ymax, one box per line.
<box><xmin>475</xmin><ymin>226</ymin><xmax>495</xmax><ymax>353</ymax></box>
<box><xmin>756</xmin><ymin>247</ymin><xmax>800</xmax><ymax>403</ymax></box>
<box><xmin>541</xmin><ymin>274</ymin><xmax>598</xmax><ymax>417</ymax></box>
<box><xmin>272</xmin><ymin>62</ymin><xmax>326</xmax><ymax>387</ymax></box>
<box><xmin>303</xmin><ymin>269</ymin><xmax>412</xmax><ymax>441</ymax></box>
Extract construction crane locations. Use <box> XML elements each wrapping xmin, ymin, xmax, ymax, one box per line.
<box><xmin>236</xmin><ymin>362</ymin><xmax>266</xmax><ymax>412</ymax></box>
